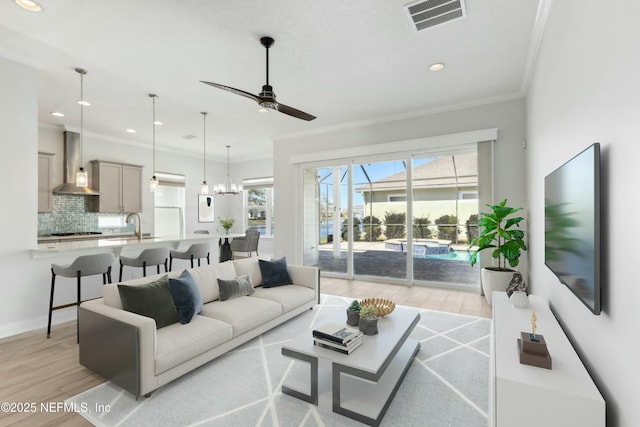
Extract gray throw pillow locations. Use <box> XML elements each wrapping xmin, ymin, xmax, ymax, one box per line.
<box><xmin>118</xmin><ymin>275</ymin><xmax>178</xmax><ymax>329</ymax></box>
<box><xmin>217</xmin><ymin>274</ymin><xmax>254</xmax><ymax>301</ymax></box>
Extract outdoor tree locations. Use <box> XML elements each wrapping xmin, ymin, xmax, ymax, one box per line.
<box><xmin>341</xmin><ymin>217</ymin><xmax>362</xmax><ymax>241</ymax></box>
<box><xmin>384</xmin><ymin>211</ymin><xmax>406</xmax><ymax>239</ymax></box>
<box><xmin>435</xmin><ymin>214</ymin><xmax>458</xmax><ymax>241</ymax></box>
<box><xmin>465</xmin><ymin>213</ymin><xmax>479</xmax><ymax>243</ymax></box>
<box><xmin>413</xmin><ymin>216</ymin><xmax>432</xmax><ymax>239</ymax></box>
<box><xmin>362</xmin><ymin>215</ymin><xmax>382</xmax><ymax>241</ymax></box>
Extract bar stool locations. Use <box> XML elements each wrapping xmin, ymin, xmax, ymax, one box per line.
<box><xmin>48</xmin><ymin>253</ymin><xmax>115</xmax><ymax>342</ymax></box>
<box><xmin>169</xmin><ymin>243</ymin><xmax>210</xmax><ymax>270</ymax></box>
<box><xmin>119</xmin><ymin>247</ymin><xmax>169</xmax><ymax>281</ymax></box>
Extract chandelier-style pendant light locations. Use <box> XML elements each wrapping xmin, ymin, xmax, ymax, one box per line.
<box><xmin>75</xmin><ymin>68</ymin><xmax>89</xmax><ymax>188</ymax></box>
<box><xmin>149</xmin><ymin>94</ymin><xmax>159</xmax><ymax>192</ymax></box>
<box><xmin>200</xmin><ymin>112</ymin><xmax>209</xmax><ymax>195</ymax></box>
<box><xmin>214</xmin><ymin>145</ymin><xmax>242</xmax><ymax>195</ymax></box>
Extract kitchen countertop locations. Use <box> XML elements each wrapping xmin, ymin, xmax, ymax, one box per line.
<box><xmin>32</xmin><ymin>233</ymin><xmax>243</xmax><ymax>259</ymax></box>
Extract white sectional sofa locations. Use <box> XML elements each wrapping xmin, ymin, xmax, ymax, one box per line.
<box><xmin>78</xmin><ymin>257</ymin><xmax>319</xmax><ymax>399</ymax></box>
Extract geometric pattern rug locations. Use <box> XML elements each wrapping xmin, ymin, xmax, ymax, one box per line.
<box><xmin>67</xmin><ymin>294</ymin><xmax>491</xmax><ymax>427</ymax></box>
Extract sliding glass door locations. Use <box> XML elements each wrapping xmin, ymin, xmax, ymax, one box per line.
<box><xmin>302</xmin><ymin>147</ymin><xmax>481</xmax><ymax>290</ymax></box>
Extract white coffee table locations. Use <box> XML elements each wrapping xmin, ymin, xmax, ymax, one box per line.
<box><xmin>281</xmin><ymin>306</ymin><xmax>421</xmax><ymax>426</ymax></box>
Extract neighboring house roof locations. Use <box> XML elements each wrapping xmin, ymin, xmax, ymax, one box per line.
<box><xmin>356</xmin><ymin>153</ymin><xmax>478</xmax><ymax>192</ymax></box>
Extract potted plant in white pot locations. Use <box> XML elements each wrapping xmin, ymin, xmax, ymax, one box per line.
<box><xmin>469</xmin><ymin>199</ymin><xmax>527</xmax><ymax>305</ymax></box>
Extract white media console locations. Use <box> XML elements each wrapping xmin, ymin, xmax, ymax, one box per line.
<box><xmin>491</xmin><ymin>292</ymin><xmax>605</xmax><ymax>427</ymax></box>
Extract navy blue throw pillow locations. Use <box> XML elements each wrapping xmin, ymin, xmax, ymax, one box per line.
<box><xmin>259</xmin><ymin>257</ymin><xmax>293</xmax><ymax>288</ymax></box>
<box><xmin>168</xmin><ymin>270</ymin><xmax>203</xmax><ymax>324</ymax></box>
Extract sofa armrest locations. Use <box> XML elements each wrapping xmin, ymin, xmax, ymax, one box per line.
<box><xmin>79</xmin><ymin>298</ymin><xmax>156</xmax><ymax>398</ymax></box>
<box><xmin>287</xmin><ymin>265</ymin><xmax>320</xmax><ymax>303</ymax></box>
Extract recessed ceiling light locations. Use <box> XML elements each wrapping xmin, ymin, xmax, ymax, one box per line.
<box><xmin>77</xmin><ymin>100</ymin><xmax>91</xmax><ymax>106</ymax></box>
<box><xmin>125</xmin><ymin>128</ymin><xmax>136</xmax><ymax>134</ymax></box>
<box><xmin>153</xmin><ymin>120</ymin><xmax>163</xmax><ymax>126</ymax></box>
<box><xmin>429</xmin><ymin>63</ymin><xmax>445</xmax><ymax>72</ymax></box>
<box><xmin>50</xmin><ymin>111</ymin><xmax>65</xmax><ymax>117</ymax></box>
<box><xmin>15</xmin><ymin>0</ymin><xmax>42</xmax><ymax>12</ymax></box>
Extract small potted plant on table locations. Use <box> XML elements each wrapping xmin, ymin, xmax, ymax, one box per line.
<box><xmin>358</xmin><ymin>305</ymin><xmax>378</xmax><ymax>335</ymax></box>
<box><xmin>219</xmin><ymin>217</ymin><xmax>234</xmax><ymax>235</ymax></box>
<box><xmin>346</xmin><ymin>300</ymin><xmax>361</xmax><ymax>326</ymax></box>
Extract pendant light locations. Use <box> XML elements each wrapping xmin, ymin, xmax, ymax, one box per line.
<box><xmin>200</xmin><ymin>112</ymin><xmax>209</xmax><ymax>195</ymax></box>
<box><xmin>149</xmin><ymin>94</ymin><xmax>159</xmax><ymax>192</ymax></box>
<box><xmin>75</xmin><ymin>68</ymin><xmax>89</xmax><ymax>188</ymax></box>
<box><xmin>214</xmin><ymin>145</ymin><xmax>243</xmax><ymax>195</ymax></box>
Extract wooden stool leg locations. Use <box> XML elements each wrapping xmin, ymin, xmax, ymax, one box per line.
<box><xmin>169</xmin><ymin>254</ymin><xmax>173</xmax><ymax>271</ymax></box>
<box><xmin>143</xmin><ymin>262</ymin><xmax>147</xmax><ymax>277</ymax></box>
<box><xmin>190</xmin><ymin>256</ymin><xmax>194</xmax><ymax>268</ymax></box>
<box><xmin>119</xmin><ymin>260</ymin><xmax>124</xmax><ymax>282</ymax></box>
<box><xmin>207</xmin><ymin>254</ymin><xmax>210</xmax><ymax>265</ymax></box>
<box><xmin>107</xmin><ymin>266</ymin><xmax>112</xmax><ymax>284</ymax></box>
<box><xmin>47</xmin><ymin>271</ymin><xmax>56</xmax><ymax>338</ymax></box>
<box><xmin>156</xmin><ymin>264</ymin><xmax>160</xmax><ymax>274</ymax></box>
<box><xmin>164</xmin><ymin>259</ymin><xmax>168</xmax><ymax>272</ymax></box>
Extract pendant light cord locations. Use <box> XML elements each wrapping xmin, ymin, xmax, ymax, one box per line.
<box><xmin>79</xmin><ymin>72</ymin><xmax>84</xmax><ymax>167</ymax></box>
<box><xmin>152</xmin><ymin>95</ymin><xmax>156</xmax><ymax>175</ymax></box>
<box><xmin>202</xmin><ymin>112</ymin><xmax>207</xmax><ymax>182</ymax></box>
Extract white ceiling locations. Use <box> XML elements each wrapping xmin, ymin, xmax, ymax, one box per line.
<box><xmin>0</xmin><ymin>0</ymin><xmax>544</xmax><ymax>162</ymax></box>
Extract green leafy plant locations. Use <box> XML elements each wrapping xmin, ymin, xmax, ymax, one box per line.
<box><xmin>359</xmin><ymin>305</ymin><xmax>377</xmax><ymax>319</ymax></box>
<box><xmin>362</xmin><ymin>215</ymin><xmax>382</xmax><ymax>241</ymax></box>
<box><xmin>218</xmin><ymin>216</ymin><xmax>234</xmax><ymax>230</ymax></box>
<box><xmin>348</xmin><ymin>300</ymin><xmax>361</xmax><ymax>311</ymax></box>
<box><xmin>413</xmin><ymin>216</ymin><xmax>432</xmax><ymax>239</ymax></box>
<box><xmin>383</xmin><ymin>211</ymin><xmax>406</xmax><ymax>239</ymax></box>
<box><xmin>469</xmin><ymin>199</ymin><xmax>527</xmax><ymax>270</ymax></box>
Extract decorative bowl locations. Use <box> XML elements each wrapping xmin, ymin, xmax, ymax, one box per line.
<box><xmin>359</xmin><ymin>298</ymin><xmax>395</xmax><ymax>317</ymax></box>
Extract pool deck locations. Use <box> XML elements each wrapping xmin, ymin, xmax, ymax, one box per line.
<box><xmin>317</xmin><ymin>241</ymin><xmax>480</xmax><ymax>289</ymax></box>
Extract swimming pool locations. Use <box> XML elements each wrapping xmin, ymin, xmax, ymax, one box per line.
<box><xmin>425</xmin><ymin>250</ymin><xmax>472</xmax><ymax>262</ymax></box>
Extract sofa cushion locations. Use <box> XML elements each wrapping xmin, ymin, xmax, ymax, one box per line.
<box><xmin>184</xmin><ymin>264</ymin><xmax>220</xmax><ymax>303</ymax></box>
<box><xmin>168</xmin><ymin>270</ymin><xmax>203</xmax><ymax>324</ymax></box>
<box><xmin>217</xmin><ymin>260</ymin><xmax>238</xmax><ymax>281</ymax></box>
<box><xmin>155</xmin><ymin>315</ymin><xmax>233</xmax><ymax>374</ymax></box>
<box><xmin>200</xmin><ymin>296</ymin><xmax>282</xmax><ymax>336</ymax></box>
<box><xmin>232</xmin><ymin>258</ymin><xmax>263</xmax><ymax>286</ymax></box>
<box><xmin>118</xmin><ymin>275</ymin><xmax>178</xmax><ymax>329</ymax></box>
<box><xmin>104</xmin><ymin>271</ymin><xmax>181</xmax><ymax>309</ymax></box>
<box><xmin>259</xmin><ymin>257</ymin><xmax>293</xmax><ymax>288</ymax></box>
<box><xmin>217</xmin><ymin>274</ymin><xmax>254</xmax><ymax>301</ymax></box>
<box><xmin>251</xmin><ymin>285</ymin><xmax>316</xmax><ymax>313</ymax></box>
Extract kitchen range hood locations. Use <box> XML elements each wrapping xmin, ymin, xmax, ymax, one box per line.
<box><xmin>52</xmin><ymin>131</ymin><xmax>99</xmax><ymax>195</ymax></box>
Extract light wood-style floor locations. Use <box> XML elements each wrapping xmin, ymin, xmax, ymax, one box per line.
<box><xmin>0</xmin><ymin>278</ymin><xmax>491</xmax><ymax>426</ymax></box>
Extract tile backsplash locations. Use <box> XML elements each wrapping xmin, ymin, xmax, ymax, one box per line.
<box><xmin>38</xmin><ymin>194</ymin><xmax>134</xmax><ymax>236</ymax></box>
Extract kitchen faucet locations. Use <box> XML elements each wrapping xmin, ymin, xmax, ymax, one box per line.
<box><xmin>125</xmin><ymin>213</ymin><xmax>141</xmax><ymax>240</ymax></box>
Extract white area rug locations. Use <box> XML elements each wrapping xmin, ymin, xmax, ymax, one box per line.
<box><xmin>67</xmin><ymin>295</ymin><xmax>491</xmax><ymax>426</ymax></box>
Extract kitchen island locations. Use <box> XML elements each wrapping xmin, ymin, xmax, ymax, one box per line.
<box><xmin>32</xmin><ymin>233</ymin><xmax>243</xmax><ymax>260</ymax></box>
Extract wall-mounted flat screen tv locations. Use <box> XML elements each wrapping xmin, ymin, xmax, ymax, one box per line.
<box><xmin>545</xmin><ymin>143</ymin><xmax>601</xmax><ymax>314</ymax></box>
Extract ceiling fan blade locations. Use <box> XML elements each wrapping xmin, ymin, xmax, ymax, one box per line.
<box><xmin>274</xmin><ymin>102</ymin><xmax>316</xmax><ymax>121</ymax></box>
<box><xmin>200</xmin><ymin>81</ymin><xmax>260</xmax><ymax>103</ymax></box>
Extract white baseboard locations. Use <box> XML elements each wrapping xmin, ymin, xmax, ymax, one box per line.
<box><xmin>0</xmin><ymin>306</ymin><xmax>76</xmax><ymax>340</ymax></box>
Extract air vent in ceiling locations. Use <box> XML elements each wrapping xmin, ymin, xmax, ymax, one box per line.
<box><xmin>405</xmin><ymin>0</ymin><xmax>466</xmax><ymax>31</ymax></box>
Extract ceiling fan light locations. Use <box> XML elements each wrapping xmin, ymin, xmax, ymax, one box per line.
<box><xmin>429</xmin><ymin>62</ymin><xmax>445</xmax><ymax>71</ymax></box>
<box><xmin>258</xmin><ymin>107</ymin><xmax>269</xmax><ymax>114</ymax></box>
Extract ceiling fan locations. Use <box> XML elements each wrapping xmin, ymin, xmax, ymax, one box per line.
<box><xmin>201</xmin><ymin>36</ymin><xmax>316</xmax><ymax>121</ymax></box>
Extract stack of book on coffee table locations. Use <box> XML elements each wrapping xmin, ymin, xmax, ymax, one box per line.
<box><xmin>312</xmin><ymin>322</ymin><xmax>363</xmax><ymax>354</ymax></box>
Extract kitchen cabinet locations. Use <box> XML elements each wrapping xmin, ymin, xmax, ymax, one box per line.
<box><xmin>91</xmin><ymin>160</ymin><xmax>142</xmax><ymax>213</ymax></box>
<box><xmin>38</xmin><ymin>152</ymin><xmax>54</xmax><ymax>212</ymax></box>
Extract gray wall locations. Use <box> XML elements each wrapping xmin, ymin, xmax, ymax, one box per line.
<box><xmin>526</xmin><ymin>1</ymin><xmax>640</xmax><ymax>425</ymax></box>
